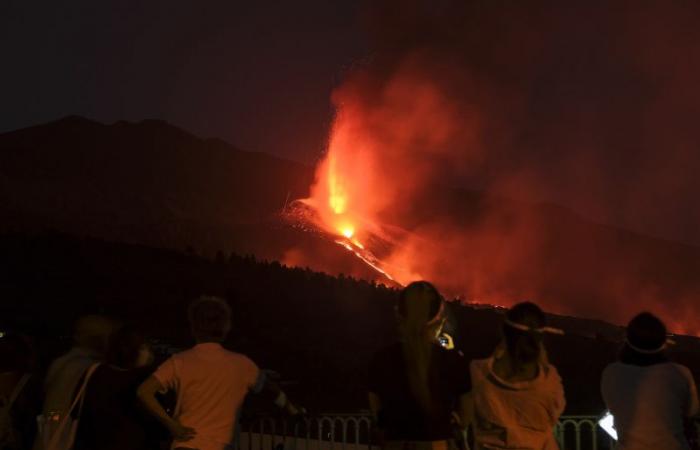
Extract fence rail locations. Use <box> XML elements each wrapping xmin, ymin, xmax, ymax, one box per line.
<box><xmin>238</xmin><ymin>414</ymin><xmax>616</xmax><ymax>450</ymax></box>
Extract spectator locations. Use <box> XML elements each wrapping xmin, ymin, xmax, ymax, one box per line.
<box><xmin>470</xmin><ymin>302</ymin><xmax>565</xmax><ymax>450</ymax></box>
<box><xmin>0</xmin><ymin>332</ymin><xmax>42</xmax><ymax>450</ymax></box>
<box><xmin>368</xmin><ymin>281</ymin><xmax>471</xmax><ymax>450</ymax></box>
<box><xmin>602</xmin><ymin>312</ymin><xmax>699</xmax><ymax>450</ymax></box>
<box><xmin>36</xmin><ymin>315</ymin><xmax>113</xmax><ymax>449</ymax></box>
<box><xmin>138</xmin><ymin>296</ymin><xmax>300</xmax><ymax>450</ymax></box>
<box><xmin>74</xmin><ymin>325</ymin><xmax>163</xmax><ymax>450</ymax></box>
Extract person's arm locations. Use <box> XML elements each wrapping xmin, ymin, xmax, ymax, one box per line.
<box><xmin>258</xmin><ymin>373</ymin><xmax>302</xmax><ymax>416</ymax></box>
<box><xmin>248</xmin><ymin>365</ymin><xmax>303</xmax><ymax>416</ymax></box>
<box><xmin>137</xmin><ymin>375</ymin><xmax>195</xmax><ymax>442</ymax></box>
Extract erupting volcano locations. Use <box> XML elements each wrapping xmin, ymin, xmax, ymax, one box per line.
<box><xmin>288</xmin><ymin>67</ymin><xmax>468</xmax><ymax>287</ymax></box>
<box><xmin>281</xmin><ymin>53</ymin><xmax>700</xmax><ymax>334</ymax></box>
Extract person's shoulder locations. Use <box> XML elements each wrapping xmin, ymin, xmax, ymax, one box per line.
<box><xmin>223</xmin><ymin>349</ymin><xmax>258</xmax><ymax>369</ymax></box>
<box><xmin>666</xmin><ymin>362</ymin><xmax>695</xmax><ymax>383</ymax></box>
<box><xmin>541</xmin><ymin>363</ymin><xmax>563</xmax><ymax>384</ymax></box>
<box><xmin>601</xmin><ymin>361</ymin><xmax>632</xmax><ymax>386</ymax></box>
<box><xmin>469</xmin><ymin>357</ymin><xmax>490</xmax><ymax>374</ymax></box>
<box><xmin>602</xmin><ymin>361</ymin><xmax>625</xmax><ymax>374</ymax></box>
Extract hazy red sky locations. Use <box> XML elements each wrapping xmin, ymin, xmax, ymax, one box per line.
<box><xmin>2</xmin><ymin>0</ymin><xmax>700</xmax><ymax>247</ymax></box>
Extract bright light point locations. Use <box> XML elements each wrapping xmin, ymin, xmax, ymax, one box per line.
<box><xmin>598</xmin><ymin>411</ymin><xmax>618</xmax><ymax>441</ymax></box>
<box><xmin>341</xmin><ymin>226</ymin><xmax>354</xmax><ymax>238</ymax></box>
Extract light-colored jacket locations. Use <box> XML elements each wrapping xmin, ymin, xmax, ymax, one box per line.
<box><xmin>470</xmin><ymin>356</ymin><xmax>565</xmax><ymax>450</ymax></box>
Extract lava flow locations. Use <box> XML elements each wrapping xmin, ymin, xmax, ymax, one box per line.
<box><xmin>284</xmin><ymin>198</ymin><xmax>406</xmax><ymax>287</ymax></box>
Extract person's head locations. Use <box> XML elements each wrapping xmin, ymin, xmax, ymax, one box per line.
<box><xmin>73</xmin><ymin>315</ymin><xmax>113</xmax><ymax>356</ymax></box>
<box><xmin>0</xmin><ymin>332</ymin><xmax>35</xmax><ymax>373</ymax></box>
<box><xmin>502</xmin><ymin>302</ymin><xmax>546</xmax><ymax>367</ymax></box>
<box><xmin>626</xmin><ymin>312</ymin><xmax>668</xmax><ymax>353</ymax></box>
<box><xmin>395</xmin><ymin>281</ymin><xmax>445</xmax><ymax>412</ymax></box>
<box><xmin>188</xmin><ymin>296</ymin><xmax>232</xmax><ymax>343</ymax></box>
<box><xmin>106</xmin><ymin>325</ymin><xmax>149</xmax><ymax>369</ymax></box>
<box><xmin>396</xmin><ymin>281</ymin><xmax>445</xmax><ymax>342</ymax></box>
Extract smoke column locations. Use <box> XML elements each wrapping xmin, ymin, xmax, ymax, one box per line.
<box><xmin>302</xmin><ymin>0</ymin><xmax>700</xmax><ymax>333</ymax></box>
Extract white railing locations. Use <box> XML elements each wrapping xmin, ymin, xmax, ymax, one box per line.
<box><xmin>555</xmin><ymin>416</ymin><xmax>615</xmax><ymax>450</ymax></box>
<box><xmin>238</xmin><ymin>414</ymin><xmax>615</xmax><ymax>450</ymax></box>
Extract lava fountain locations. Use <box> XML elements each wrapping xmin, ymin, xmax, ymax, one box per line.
<box><xmin>290</xmin><ymin>67</ymin><xmax>464</xmax><ymax>286</ymax></box>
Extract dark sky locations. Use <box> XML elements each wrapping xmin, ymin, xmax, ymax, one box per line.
<box><xmin>0</xmin><ymin>0</ymin><xmax>365</xmax><ymax>163</ymax></box>
<box><xmin>2</xmin><ymin>0</ymin><xmax>700</xmax><ymax>246</ymax></box>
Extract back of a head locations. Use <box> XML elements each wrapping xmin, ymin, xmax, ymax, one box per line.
<box><xmin>397</xmin><ymin>281</ymin><xmax>444</xmax><ymax>332</ymax></box>
<box><xmin>626</xmin><ymin>312</ymin><xmax>667</xmax><ymax>353</ymax></box>
<box><xmin>503</xmin><ymin>302</ymin><xmax>546</xmax><ymax>367</ymax></box>
<box><xmin>106</xmin><ymin>325</ymin><xmax>145</xmax><ymax>369</ymax></box>
<box><xmin>73</xmin><ymin>315</ymin><xmax>113</xmax><ymax>355</ymax></box>
<box><xmin>188</xmin><ymin>296</ymin><xmax>232</xmax><ymax>343</ymax></box>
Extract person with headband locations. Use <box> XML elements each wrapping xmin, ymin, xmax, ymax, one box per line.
<box><xmin>469</xmin><ymin>302</ymin><xmax>565</xmax><ymax>450</ymax></box>
<box><xmin>368</xmin><ymin>281</ymin><xmax>472</xmax><ymax>450</ymax></box>
<box><xmin>601</xmin><ymin>312</ymin><xmax>699</xmax><ymax>450</ymax></box>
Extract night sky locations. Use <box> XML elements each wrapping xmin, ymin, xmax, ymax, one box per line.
<box><xmin>3</xmin><ymin>0</ymin><xmax>700</xmax><ymax>246</ymax></box>
<box><xmin>0</xmin><ymin>0</ymin><xmax>365</xmax><ymax>163</ymax></box>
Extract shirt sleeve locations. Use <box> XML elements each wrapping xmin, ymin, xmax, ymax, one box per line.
<box><xmin>245</xmin><ymin>357</ymin><xmax>262</xmax><ymax>393</ymax></box>
<box><xmin>153</xmin><ymin>356</ymin><xmax>178</xmax><ymax>391</ymax></box>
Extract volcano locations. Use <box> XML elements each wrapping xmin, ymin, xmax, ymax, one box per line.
<box><xmin>1</xmin><ymin>117</ymin><xmax>699</xmax><ymax>332</ymax></box>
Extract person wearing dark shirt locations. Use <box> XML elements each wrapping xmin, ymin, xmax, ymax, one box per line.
<box><xmin>368</xmin><ymin>281</ymin><xmax>471</xmax><ymax>450</ymax></box>
<box><xmin>75</xmin><ymin>325</ymin><xmax>163</xmax><ymax>450</ymax></box>
<box><xmin>0</xmin><ymin>332</ymin><xmax>42</xmax><ymax>450</ymax></box>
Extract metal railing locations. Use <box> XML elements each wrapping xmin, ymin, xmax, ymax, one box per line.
<box><xmin>237</xmin><ymin>414</ymin><xmax>616</xmax><ymax>450</ymax></box>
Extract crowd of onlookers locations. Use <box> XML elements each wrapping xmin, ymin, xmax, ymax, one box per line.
<box><xmin>0</xmin><ymin>283</ymin><xmax>698</xmax><ymax>450</ymax></box>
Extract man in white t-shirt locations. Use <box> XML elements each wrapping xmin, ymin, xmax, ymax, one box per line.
<box><xmin>601</xmin><ymin>312</ymin><xmax>699</xmax><ymax>450</ymax></box>
<box><xmin>138</xmin><ymin>296</ymin><xmax>300</xmax><ymax>450</ymax></box>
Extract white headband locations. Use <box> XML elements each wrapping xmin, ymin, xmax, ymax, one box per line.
<box><xmin>504</xmin><ymin>318</ymin><xmax>564</xmax><ymax>335</ymax></box>
<box><xmin>625</xmin><ymin>337</ymin><xmax>675</xmax><ymax>354</ymax></box>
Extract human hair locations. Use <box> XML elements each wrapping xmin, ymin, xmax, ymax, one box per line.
<box><xmin>396</xmin><ymin>281</ymin><xmax>444</xmax><ymax>412</ymax></box>
<box><xmin>73</xmin><ymin>315</ymin><xmax>113</xmax><ymax>356</ymax></box>
<box><xmin>503</xmin><ymin>302</ymin><xmax>546</xmax><ymax>369</ymax></box>
<box><xmin>106</xmin><ymin>325</ymin><xmax>145</xmax><ymax>369</ymax></box>
<box><xmin>626</xmin><ymin>312</ymin><xmax>667</xmax><ymax>352</ymax></box>
<box><xmin>188</xmin><ymin>296</ymin><xmax>232</xmax><ymax>343</ymax></box>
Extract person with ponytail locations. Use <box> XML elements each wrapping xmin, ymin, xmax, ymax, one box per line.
<box><xmin>470</xmin><ymin>302</ymin><xmax>565</xmax><ymax>450</ymax></box>
<box><xmin>601</xmin><ymin>312</ymin><xmax>699</xmax><ymax>450</ymax></box>
<box><xmin>368</xmin><ymin>281</ymin><xmax>472</xmax><ymax>450</ymax></box>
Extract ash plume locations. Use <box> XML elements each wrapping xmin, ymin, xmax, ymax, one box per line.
<box><xmin>300</xmin><ymin>0</ymin><xmax>700</xmax><ymax>333</ymax></box>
